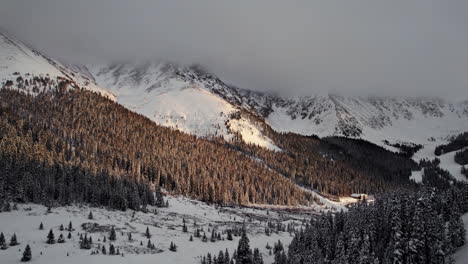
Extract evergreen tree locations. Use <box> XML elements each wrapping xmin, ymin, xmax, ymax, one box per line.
<box><xmin>145</xmin><ymin>226</ymin><xmax>151</xmax><ymax>238</ymax></box>
<box><xmin>448</xmin><ymin>209</ymin><xmax>466</xmax><ymax>249</ymax></box>
<box><xmin>109</xmin><ymin>244</ymin><xmax>115</xmax><ymax>255</ymax></box>
<box><xmin>39</xmin><ymin>222</ymin><xmax>44</xmax><ymax>230</ymax></box>
<box><xmin>21</xmin><ymin>244</ymin><xmax>32</xmax><ymax>262</ymax></box>
<box><xmin>385</xmin><ymin>199</ymin><xmax>404</xmax><ymax>264</ymax></box>
<box><xmin>109</xmin><ymin>226</ymin><xmax>116</xmax><ymax>241</ymax></box>
<box><xmin>0</xmin><ymin>232</ymin><xmax>5</xmax><ymax>247</ymax></box>
<box><xmin>46</xmin><ymin>229</ymin><xmax>55</xmax><ymax>244</ymax></box>
<box><xmin>252</xmin><ymin>248</ymin><xmax>264</xmax><ymax>264</ymax></box>
<box><xmin>68</xmin><ymin>221</ymin><xmax>73</xmax><ymax>231</ymax></box>
<box><xmin>88</xmin><ymin>211</ymin><xmax>94</xmax><ymax>220</ymax></box>
<box><xmin>236</xmin><ymin>229</ymin><xmax>252</xmax><ymax>264</ymax></box>
<box><xmin>334</xmin><ymin>233</ymin><xmax>349</xmax><ymax>264</ymax></box>
<box><xmin>274</xmin><ymin>250</ymin><xmax>287</xmax><ymax>264</ymax></box>
<box><xmin>58</xmin><ymin>233</ymin><xmax>65</xmax><ymax>243</ymax></box>
<box><xmin>225</xmin><ymin>248</ymin><xmax>230</xmax><ymax>263</ymax></box>
<box><xmin>211</xmin><ymin>230</ymin><xmax>216</xmax><ymax>242</ymax></box>
<box><xmin>10</xmin><ymin>233</ymin><xmax>19</xmax><ymax>246</ymax></box>
<box><xmin>80</xmin><ymin>234</ymin><xmax>91</xmax><ymax>249</ymax></box>
<box><xmin>169</xmin><ymin>241</ymin><xmax>177</xmax><ymax>252</ymax></box>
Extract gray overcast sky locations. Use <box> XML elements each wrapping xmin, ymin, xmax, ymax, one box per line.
<box><xmin>1</xmin><ymin>0</ymin><xmax>467</xmax><ymax>98</ymax></box>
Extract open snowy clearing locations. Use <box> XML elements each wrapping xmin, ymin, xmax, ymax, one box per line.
<box><xmin>0</xmin><ymin>196</ymin><xmax>318</xmax><ymax>264</ymax></box>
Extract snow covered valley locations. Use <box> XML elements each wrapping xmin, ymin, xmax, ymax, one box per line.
<box><xmin>0</xmin><ymin>197</ymin><xmax>314</xmax><ymax>264</ymax></box>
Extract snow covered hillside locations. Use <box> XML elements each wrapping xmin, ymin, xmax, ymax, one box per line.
<box><xmin>86</xmin><ymin>62</ymin><xmax>468</xmax><ymax>150</ymax></box>
<box><xmin>0</xmin><ymin>197</ymin><xmax>313</xmax><ymax>264</ymax></box>
<box><xmin>87</xmin><ymin>62</ymin><xmax>280</xmax><ymax>151</ymax></box>
<box><xmin>0</xmin><ymin>32</ymin><xmax>114</xmax><ymax>100</ymax></box>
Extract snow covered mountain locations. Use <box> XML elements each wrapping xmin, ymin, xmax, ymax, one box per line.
<box><xmin>86</xmin><ymin>62</ymin><xmax>281</xmax><ymax>150</ymax></box>
<box><xmin>87</xmin><ymin>61</ymin><xmax>468</xmax><ymax>149</ymax></box>
<box><xmin>1</xmin><ymin>31</ymin><xmax>467</xmax><ymax>150</ymax></box>
<box><xmin>0</xmin><ymin>32</ymin><xmax>114</xmax><ymax>100</ymax></box>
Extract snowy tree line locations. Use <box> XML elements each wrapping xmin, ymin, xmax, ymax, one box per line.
<box><xmin>0</xmin><ymin>152</ymin><xmax>165</xmax><ymax>211</ymax></box>
<box><xmin>435</xmin><ymin>132</ymin><xmax>468</xmax><ymax>156</ymax></box>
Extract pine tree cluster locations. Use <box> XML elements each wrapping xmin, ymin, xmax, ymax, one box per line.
<box><xmin>201</xmin><ymin>230</ymin><xmax>264</xmax><ymax>264</ymax></box>
<box><xmin>455</xmin><ymin>149</ymin><xmax>468</xmax><ymax>166</ymax></box>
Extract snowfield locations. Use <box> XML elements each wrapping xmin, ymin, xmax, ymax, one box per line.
<box><xmin>0</xmin><ymin>196</ymin><xmax>318</xmax><ymax>264</ymax></box>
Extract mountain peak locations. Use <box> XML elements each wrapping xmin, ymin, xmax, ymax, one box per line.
<box><xmin>0</xmin><ymin>33</ymin><xmax>115</xmax><ymax>100</ymax></box>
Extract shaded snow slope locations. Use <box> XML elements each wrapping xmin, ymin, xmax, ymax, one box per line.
<box><xmin>0</xmin><ymin>32</ymin><xmax>114</xmax><ymax>99</ymax></box>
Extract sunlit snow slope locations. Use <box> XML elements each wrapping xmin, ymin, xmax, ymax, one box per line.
<box><xmin>0</xmin><ymin>32</ymin><xmax>114</xmax><ymax>99</ymax></box>
<box><xmin>87</xmin><ymin>62</ymin><xmax>280</xmax><ymax>151</ymax></box>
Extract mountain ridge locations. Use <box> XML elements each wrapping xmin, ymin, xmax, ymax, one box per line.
<box><xmin>86</xmin><ymin>61</ymin><xmax>468</xmax><ymax>149</ymax></box>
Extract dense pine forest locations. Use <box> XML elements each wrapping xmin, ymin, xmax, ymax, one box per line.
<box><xmin>0</xmin><ymin>83</ymin><xmax>315</xmax><ymax>207</ymax></box>
<box><xmin>285</xmin><ymin>170</ymin><xmax>468</xmax><ymax>264</ymax></box>
<box><xmin>0</xmin><ymin>76</ymin><xmax>424</xmax><ymax>209</ymax></box>
<box><xmin>230</xmin><ymin>118</ymin><xmax>419</xmax><ymax>195</ymax></box>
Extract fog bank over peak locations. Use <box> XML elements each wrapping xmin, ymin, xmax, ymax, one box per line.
<box><xmin>1</xmin><ymin>0</ymin><xmax>467</xmax><ymax>99</ymax></box>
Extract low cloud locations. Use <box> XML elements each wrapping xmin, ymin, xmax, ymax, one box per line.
<box><xmin>1</xmin><ymin>0</ymin><xmax>467</xmax><ymax>99</ymax></box>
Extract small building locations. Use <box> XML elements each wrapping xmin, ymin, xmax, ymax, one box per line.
<box><xmin>350</xmin><ymin>193</ymin><xmax>368</xmax><ymax>200</ymax></box>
